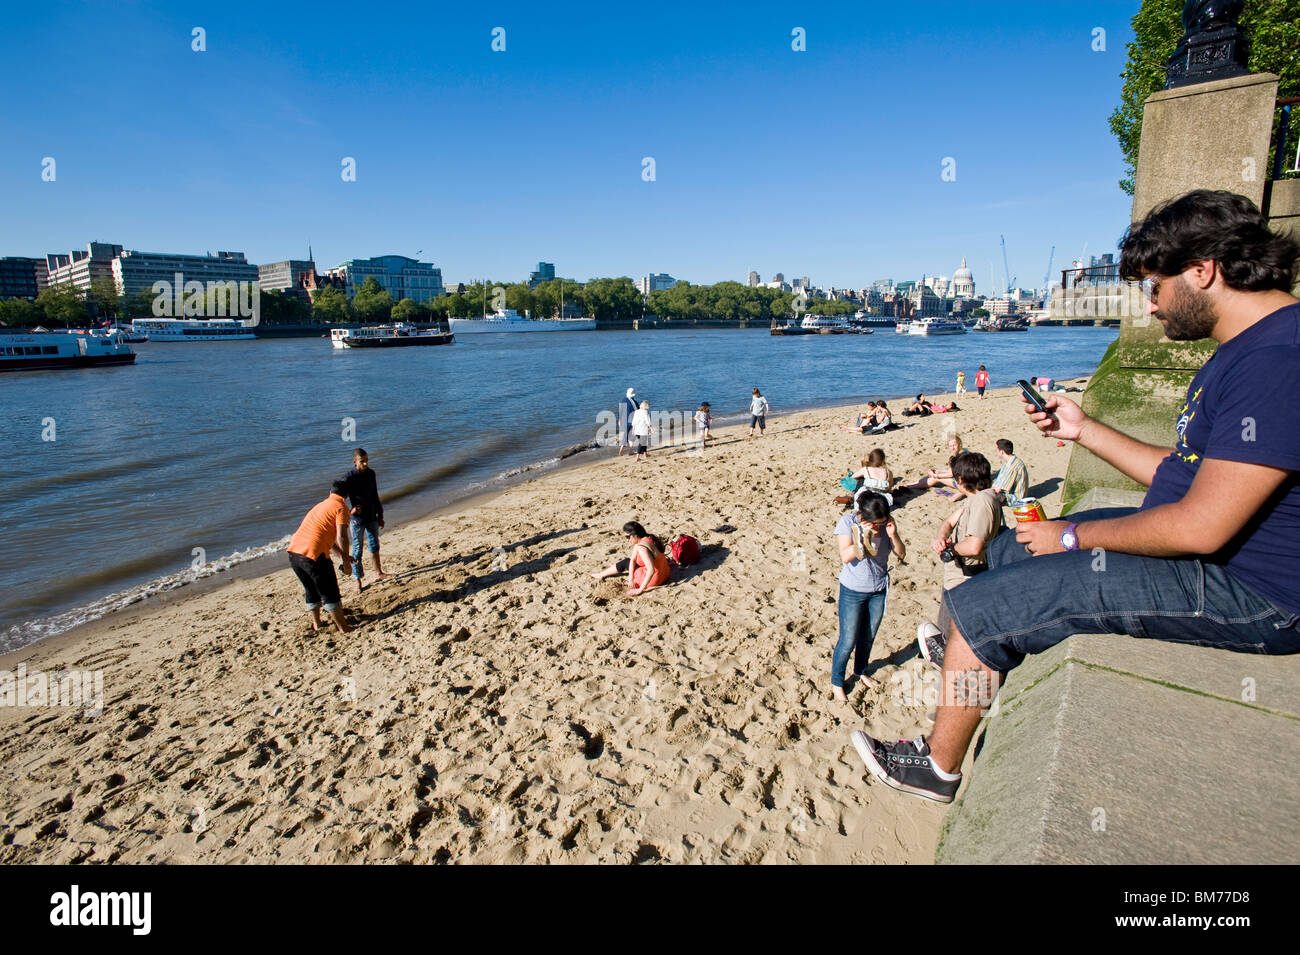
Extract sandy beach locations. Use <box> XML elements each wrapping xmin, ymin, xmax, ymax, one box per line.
<box><xmin>0</xmin><ymin>381</ymin><xmax>1084</xmax><ymax>864</ymax></box>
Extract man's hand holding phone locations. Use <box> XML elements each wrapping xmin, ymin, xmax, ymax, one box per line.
<box><xmin>1023</xmin><ymin>392</ymin><xmax>1087</xmax><ymax>442</ymax></box>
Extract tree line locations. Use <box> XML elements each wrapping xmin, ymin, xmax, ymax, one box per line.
<box><xmin>1</xmin><ymin>274</ymin><xmax>864</xmax><ymax>328</ymax></box>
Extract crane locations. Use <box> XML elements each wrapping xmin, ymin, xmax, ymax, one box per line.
<box><xmin>1000</xmin><ymin>235</ymin><xmax>1012</xmax><ymax>295</ymax></box>
<box><xmin>1042</xmin><ymin>245</ymin><xmax>1055</xmax><ymax>305</ymax></box>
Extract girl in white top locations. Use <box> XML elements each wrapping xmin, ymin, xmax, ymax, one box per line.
<box><xmin>630</xmin><ymin>400</ymin><xmax>653</xmax><ymax>462</ymax></box>
<box><xmin>748</xmin><ymin>388</ymin><xmax>770</xmax><ymax>438</ymax></box>
<box><xmin>851</xmin><ymin>448</ymin><xmax>895</xmax><ymax>506</ymax></box>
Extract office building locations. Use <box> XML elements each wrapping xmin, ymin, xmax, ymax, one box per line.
<box><xmin>528</xmin><ymin>262</ymin><xmax>556</xmax><ymax>288</ymax></box>
<box><xmin>44</xmin><ymin>242</ymin><xmax>124</xmax><ymax>293</ymax></box>
<box><xmin>0</xmin><ymin>257</ymin><xmax>42</xmax><ymax>299</ymax></box>
<box><xmin>637</xmin><ymin>273</ymin><xmax>678</xmax><ymax>296</ymax></box>
<box><xmin>258</xmin><ymin>260</ymin><xmax>323</xmax><ymax>302</ymax></box>
<box><xmin>113</xmin><ymin>250</ymin><xmax>259</xmax><ymax>299</ymax></box>
<box><xmin>746</xmin><ymin>271</ymin><xmax>759</xmax><ymax>287</ymax></box>
<box><xmin>329</xmin><ymin>254</ymin><xmax>444</xmax><ymax>303</ymax></box>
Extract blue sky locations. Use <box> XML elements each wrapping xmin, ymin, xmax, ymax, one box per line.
<box><xmin>0</xmin><ymin>0</ymin><xmax>1141</xmax><ymax>291</ymax></box>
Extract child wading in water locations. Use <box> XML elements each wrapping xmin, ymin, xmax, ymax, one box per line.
<box><xmin>695</xmin><ymin>403</ymin><xmax>712</xmax><ymax>451</ymax></box>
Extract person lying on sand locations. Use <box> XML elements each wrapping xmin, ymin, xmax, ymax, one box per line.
<box><xmin>903</xmin><ymin>394</ymin><xmax>933</xmax><ymax>416</ymax></box>
<box><xmin>590</xmin><ymin>521</ymin><xmax>671</xmax><ymax>596</ymax></box>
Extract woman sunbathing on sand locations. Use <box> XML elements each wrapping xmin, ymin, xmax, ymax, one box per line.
<box><xmin>591</xmin><ymin>521</ymin><xmax>672</xmax><ymax>596</ymax></box>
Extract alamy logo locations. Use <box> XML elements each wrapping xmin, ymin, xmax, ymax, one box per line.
<box><xmin>0</xmin><ymin>663</ymin><xmax>103</xmax><ymax>716</ymax></box>
<box><xmin>151</xmin><ymin>273</ymin><xmax>260</xmax><ymax>325</ymax></box>
<box><xmin>49</xmin><ymin>885</ymin><xmax>151</xmax><ymax>935</ymax></box>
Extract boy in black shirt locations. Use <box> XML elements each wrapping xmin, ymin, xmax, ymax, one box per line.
<box><xmin>343</xmin><ymin>448</ymin><xmax>390</xmax><ymax>593</ymax></box>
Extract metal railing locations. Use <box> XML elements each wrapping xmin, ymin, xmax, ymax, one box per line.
<box><xmin>1060</xmin><ymin>265</ymin><xmax>1122</xmax><ymax>289</ymax></box>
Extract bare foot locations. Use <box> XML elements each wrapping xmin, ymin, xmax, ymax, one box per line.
<box><xmin>855</xmin><ymin>674</ymin><xmax>880</xmax><ymax>691</ymax></box>
<box><xmin>831</xmin><ymin>686</ymin><xmax>847</xmax><ymax>702</ymax></box>
<box><xmin>373</xmin><ymin>572</ymin><xmax>392</xmax><ymax>581</ymax></box>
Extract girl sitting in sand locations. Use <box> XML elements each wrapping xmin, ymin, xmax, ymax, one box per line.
<box><xmin>863</xmin><ymin>402</ymin><xmax>895</xmax><ymax>434</ymax></box>
<box><xmin>850</xmin><ymin>449</ymin><xmax>896</xmax><ymax>506</ymax></box>
<box><xmin>591</xmin><ymin>521</ymin><xmax>671</xmax><ymax>596</ymax></box>
<box><xmin>831</xmin><ymin>492</ymin><xmax>905</xmax><ymax>702</ymax></box>
<box><xmin>842</xmin><ymin>402</ymin><xmax>878</xmax><ymax>433</ymax></box>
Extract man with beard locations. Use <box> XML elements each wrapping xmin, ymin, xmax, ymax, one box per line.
<box><xmin>850</xmin><ymin>189</ymin><xmax>1300</xmax><ymax>803</ymax></box>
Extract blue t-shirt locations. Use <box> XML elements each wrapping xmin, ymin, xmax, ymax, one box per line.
<box><xmin>834</xmin><ymin>513</ymin><xmax>891</xmax><ymax>593</ymax></box>
<box><xmin>1141</xmin><ymin>303</ymin><xmax>1300</xmax><ymax>613</ymax></box>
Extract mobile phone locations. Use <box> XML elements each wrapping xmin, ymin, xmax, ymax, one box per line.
<box><xmin>1018</xmin><ymin>379</ymin><xmax>1050</xmax><ymax>414</ymax></box>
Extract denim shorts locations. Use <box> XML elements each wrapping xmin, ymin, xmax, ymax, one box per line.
<box><xmin>943</xmin><ymin>507</ymin><xmax>1300</xmax><ymax>672</ymax></box>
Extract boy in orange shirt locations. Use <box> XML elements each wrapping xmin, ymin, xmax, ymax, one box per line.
<box><xmin>287</xmin><ymin>481</ymin><xmax>355</xmax><ymax>633</ymax></box>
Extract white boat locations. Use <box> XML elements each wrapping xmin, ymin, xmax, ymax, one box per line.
<box><xmin>448</xmin><ymin>308</ymin><xmax>596</xmax><ymax>334</ymax></box>
<box><xmin>1</xmin><ymin>330</ymin><xmax>135</xmax><ymax>372</ymax></box>
<box><xmin>906</xmin><ymin>318</ymin><xmax>966</xmax><ymax>336</ymax></box>
<box><xmin>800</xmin><ymin>314</ymin><xmax>850</xmax><ymax>331</ymax></box>
<box><xmin>105</xmin><ymin>324</ymin><xmax>148</xmax><ymax>343</ymax></box>
<box><xmin>131</xmin><ymin>318</ymin><xmax>256</xmax><ymax>341</ymax></box>
<box><xmin>330</xmin><ymin>323</ymin><xmax>454</xmax><ymax>348</ymax></box>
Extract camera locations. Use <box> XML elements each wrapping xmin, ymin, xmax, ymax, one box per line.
<box><xmin>940</xmin><ymin>545</ymin><xmax>964</xmax><ymax>566</ymax></box>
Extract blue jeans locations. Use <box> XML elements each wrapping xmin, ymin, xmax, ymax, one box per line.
<box><xmin>833</xmin><ymin>582</ymin><xmax>887</xmax><ymax>688</ymax></box>
<box><xmin>943</xmin><ymin>507</ymin><xmax>1300</xmax><ymax>672</ymax></box>
<box><xmin>350</xmin><ymin>516</ymin><xmax>380</xmax><ymax>579</ymax></box>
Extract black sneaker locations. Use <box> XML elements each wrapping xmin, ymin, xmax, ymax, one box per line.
<box><xmin>917</xmin><ymin>622</ymin><xmax>945</xmax><ymax>668</ymax></box>
<box><xmin>849</xmin><ymin>731</ymin><xmax>960</xmax><ymax>803</ymax></box>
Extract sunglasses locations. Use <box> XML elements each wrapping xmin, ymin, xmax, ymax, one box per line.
<box><xmin>1139</xmin><ymin>276</ymin><xmax>1162</xmax><ymax>303</ymax></box>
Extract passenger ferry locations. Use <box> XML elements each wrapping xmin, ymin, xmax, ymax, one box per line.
<box><xmin>130</xmin><ymin>318</ymin><xmax>256</xmax><ymax>341</ymax></box>
<box><xmin>448</xmin><ymin>308</ymin><xmax>596</xmax><ymax>334</ymax></box>
<box><xmin>0</xmin><ymin>330</ymin><xmax>136</xmax><ymax>372</ymax></box>
<box><xmin>330</xmin><ymin>323</ymin><xmax>454</xmax><ymax>348</ymax></box>
<box><xmin>801</xmin><ymin>314</ymin><xmax>850</xmax><ymax>332</ymax></box>
<box><xmin>905</xmin><ymin>318</ymin><xmax>967</xmax><ymax>336</ymax></box>
<box><xmin>851</xmin><ymin>310</ymin><xmax>897</xmax><ymax>328</ymax></box>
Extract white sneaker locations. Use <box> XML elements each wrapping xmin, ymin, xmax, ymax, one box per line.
<box><xmin>916</xmin><ymin>622</ymin><xmax>945</xmax><ymax>668</ymax></box>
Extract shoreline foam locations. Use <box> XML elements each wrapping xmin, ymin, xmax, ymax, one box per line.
<box><xmin>3</xmin><ymin>365</ymin><xmax>1103</xmax><ymax>657</ymax></box>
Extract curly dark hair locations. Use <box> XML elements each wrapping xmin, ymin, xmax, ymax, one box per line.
<box><xmin>1118</xmin><ymin>189</ymin><xmax>1299</xmax><ymax>291</ymax></box>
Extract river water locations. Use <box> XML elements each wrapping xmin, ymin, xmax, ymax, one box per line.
<box><xmin>0</xmin><ymin>325</ymin><xmax>1116</xmax><ymax>650</ymax></box>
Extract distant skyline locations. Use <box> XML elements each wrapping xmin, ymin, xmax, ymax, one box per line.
<box><xmin>0</xmin><ymin>1</ymin><xmax>1141</xmax><ymax>292</ymax></box>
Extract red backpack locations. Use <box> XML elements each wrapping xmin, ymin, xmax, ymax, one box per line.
<box><xmin>668</xmin><ymin>534</ymin><xmax>700</xmax><ymax>566</ymax></box>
